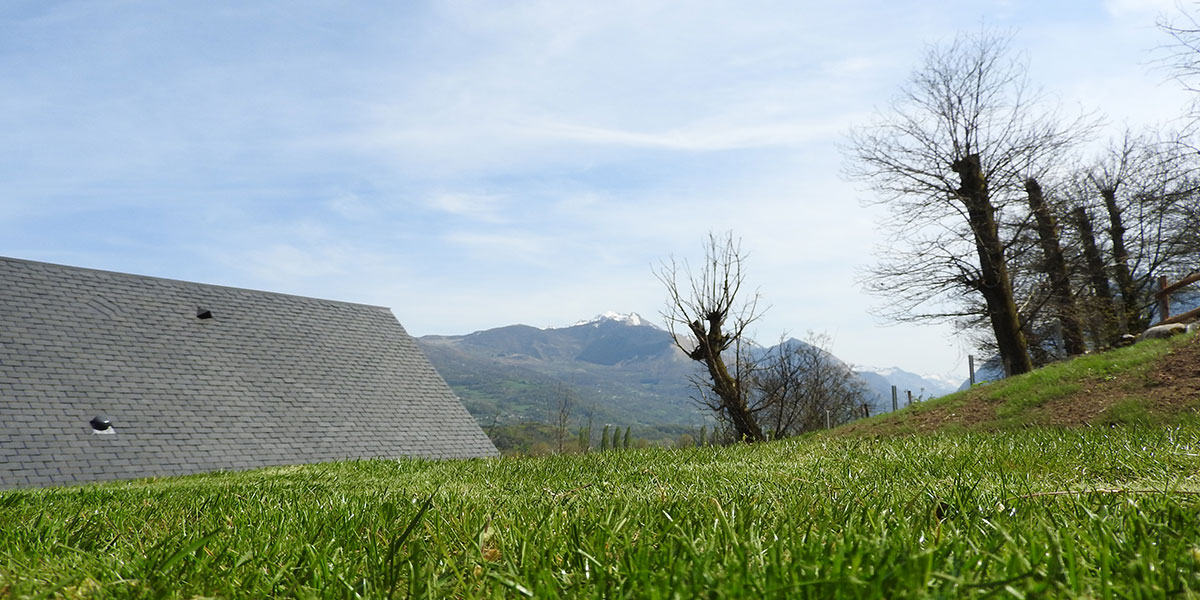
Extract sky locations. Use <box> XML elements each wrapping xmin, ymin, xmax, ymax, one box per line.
<box><xmin>0</xmin><ymin>0</ymin><xmax>1192</xmax><ymax>379</ymax></box>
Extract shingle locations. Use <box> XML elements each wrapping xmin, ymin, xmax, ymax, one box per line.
<box><xmin>0</xmin><ymin>256</ymin><xmax>497</xmax><ymax>489</ymax></box>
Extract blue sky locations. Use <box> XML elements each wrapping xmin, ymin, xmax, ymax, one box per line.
<box><xmin>1</xmin><ymin>0</ymin><xmax>1190</xmax><ymax>377</ymax></box>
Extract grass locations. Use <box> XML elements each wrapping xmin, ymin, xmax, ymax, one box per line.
<box><xmin>844</xmin><ymin>333</ymin><xmax>1198</xmax><ymax>434</ymax></box>
<box><xmin>4</xmin><ymin>334</ymin><xmax>1199</xmax><ymax>598</ymax></box>
<box><xmin>4</xmin><ymin>425</ymin><xmax>1200</xmax><ymax>598</ymax></box>
<box><xmin>1096</xmin><ymin>397</ymin><xmax>1155</xmax><ymax>426</ymax></box>
<box><xmin>990</xmin><ymin>336</ymin><xmax>1184</xmax><ymax>421</ymax></box>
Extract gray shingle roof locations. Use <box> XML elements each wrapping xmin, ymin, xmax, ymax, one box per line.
<box><xmin>0</xmin><ymin>256</ymin><xmax>498</xmax><ymax>488</ymax></box>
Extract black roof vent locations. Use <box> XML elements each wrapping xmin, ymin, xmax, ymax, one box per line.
<box><xmin>197</xmin><ymin>308</ymin><xmax>213</xmax><ymax>319</ymax></box>
<box><xmin>90</xmin><ymin>415</ymin><xmax>112</xmax><ymax>431</ymax></box>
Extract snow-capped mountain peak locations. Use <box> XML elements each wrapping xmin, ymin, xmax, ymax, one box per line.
<box><xmin>860</xmin><ymin>366</ymin><xmax>902</xmax><ymax>378</ymax></box>
<box><xmin>856</xmin><ymin>366</ymin><xmax>961</xmax><ymax>399</ymax></box>
<box><xmin>570</xmin><ymin>312</ymin><xmax>658</xmax><ymax>328</ymax></box>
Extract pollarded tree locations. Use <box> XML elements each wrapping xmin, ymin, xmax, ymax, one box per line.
<box><xmin>1078</xmin><ymin>129</ymin><xmax>1200</xmax><ymax>333</ymax></box>
<box><xmin>1023</xmin><ymin>177</ymin><xmax>1087</xmax><ymax>356</ymax></box>
<box><xmin>656</xmin><ymin>232</ymin><xmax>765</xmax><ymax>442</ymax></box>
<box><xmin>658</xmin><ymin>234</ymin><xmax>870</xmax><ymax>441</ymax></box>
<box><xmin>846</xmin><ymin>30</ymin><xmax>1095</xmax><ymax>376</ymax></box>
<box><xmin>1068</xmin><ymin>202</ymin><xmax>1121</xmax><ymax>344</ymax></box>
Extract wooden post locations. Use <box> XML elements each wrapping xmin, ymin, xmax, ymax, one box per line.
<box><xmin>1156</xmin><ymin>272</ymin><xmax>1200</xmax><ymax>324</ymax></box>
<box><xmin>969</xmin><ymin>355</ymin><xmax>976</xmax><ymax>386</ymax></box>
<box><xmin>826</xmin><ymin>409</ymin><xmax>831</xmax><ymax>430</ymax></box>
<box><xmin>906</xmin><ymin>390</ymin><xmax>913</xmax><ymax>406</ymax></box>
<box><xmin>1159</xmin><ymin>275</ymin><xmax>1171</xmax><ymax>321</ymax></box>
<box><xmin>891</xmin><ymin>385</ymin><xmax>898</xmax><ymax>412</ymax></box>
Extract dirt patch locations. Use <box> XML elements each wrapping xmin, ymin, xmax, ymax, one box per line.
<box><xmin>1031</xmin><ymin>383</ymin><xmax>1134</xmax><ymax>427</ymax></box>
<box><xmin>1033</xmin><ymin>333</ymin><xmax>1200</xmax><ymax>426</ymax></box>
<box><xmin>1143</xmin><ymin>334</ymin><xmax>1200</xmax><ymax>415</ymax></box>
<box><xmin>837</xmin><ymin>391</ymin><xmax>999</xmax><ymax>437</ymax></box>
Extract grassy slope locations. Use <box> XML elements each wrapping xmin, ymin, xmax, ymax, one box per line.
<box><xmin>841</xmin><ymin>331</ymin><xmax>1200</xmax><ymax>437</ymax></box>
<box><xmin>2</xmin><ymin>334</ymin><xmax>1200</xmax><ymax>598</ymax></box>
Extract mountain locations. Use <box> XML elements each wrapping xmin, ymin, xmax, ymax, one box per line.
<box><xmin>571</xmin><ymin>311</ymin><xmax>657</xmax><ymax>328</ymax></box>
<box><xmin>856</xmin><ymin>366</ymin><xmax>961</xmax><ymax>411</ymax></box>
<box><xmin>417</xmin><ymin>313</ymin><xmax>700</xmax><ymax>438</ymax></box>
<box><xmin>418</xmin><ymin>312</ymin><xmax>959</xmax><ymax>434</ymax></box>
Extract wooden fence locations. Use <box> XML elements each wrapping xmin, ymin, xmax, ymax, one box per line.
<box><xmin>1156</xmin><ymin>272</ymin><xmax>1200</xmax><ymax>325</ymax></box>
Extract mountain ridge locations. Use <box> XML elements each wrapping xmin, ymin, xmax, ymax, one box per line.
<box><xmin>417</xmin><ymin>313</ymin><xmax>959</xmax><ymax>433</ymax></box>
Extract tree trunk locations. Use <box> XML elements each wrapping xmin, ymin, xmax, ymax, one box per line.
<box><xmin>1070</xmin><ymin>206</ymin><xmax>1121</xmax><ymax>344</ymax></box>
<box><xmin>1025</xmin><ymin>178</ymin><xmax>1086</xmax><ymax>356</ymax></box>
<box><xmin>952</xmin><ymin>154</ymin><xmax>1033</xmax><ymax>376</ymax></box>
<box><xmin>1100</xmin><ymin>188</ymin><xmax>1141</xmax><ymax>331</ymax></box>
<box><xmin>687</xmin><ymin>315</ymin><xmax>765</xmax><ymax>442</ymax></box>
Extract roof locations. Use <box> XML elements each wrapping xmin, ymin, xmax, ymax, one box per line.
<box><xmin>0</xmin><ymin>256</ymin><xmax>497</xmax><ymax>488</ymax></box>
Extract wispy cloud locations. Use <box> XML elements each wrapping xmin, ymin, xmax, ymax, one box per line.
<box><xmin>515</xmin><ymin>118</ymin><xmax>845</xmax><ymax>151</ymax></box>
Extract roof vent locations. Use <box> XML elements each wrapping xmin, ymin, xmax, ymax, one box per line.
<box><xmin>197</xmin><ymin>308</ymin><xmax>213</xmax><ymax>319</ymax></box>
<box><xmin>90</xmin><ymin>415</ymin><xmax>115</xmax><ymax>434</ymax></box>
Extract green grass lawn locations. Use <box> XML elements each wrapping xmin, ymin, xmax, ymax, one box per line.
<box><xmin>4</xmin><ymin>424</ymin><xmax>1200</xmax><ymax>598</ymax></box>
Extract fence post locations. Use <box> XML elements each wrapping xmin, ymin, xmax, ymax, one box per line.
<box><xmin>969</xmin><ymin>355</ymin><xmax>976</xmax><ymax>386</ymax></box>
<box><xmin>826</xmin><ymin>409</ymin><xmax>830</xmax><ymax>430</ymax></box>
<box><xmin>891</xmin><ymin>385</ymin><xmax>898</xmax><ymax>412</ymax></box>
<box><xmin>1153</xmin><ymin>272</ymin><xmax>1200</xmax><ymax>325</ymax></box>
<box><xmin>906</xmin><ymin>390</ymin><xmax>913</xmax><ymax>406</ymax></box>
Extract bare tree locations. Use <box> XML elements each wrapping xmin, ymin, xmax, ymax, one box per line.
<box><xmin>550</xmin><ymin>383</ymin><xmax>573</xmax><ymax>454</ymax></box>
<box><xmin>657</xmin><ymin>232</ymin><xmax>765</xmax><ymax>442</ymax></box>
<box><xmin>1068</xmin><ymin>202</ymin><xmax>1121</xmax><ymax>344</ymax></box>
<box><xmin>1024</xmin><ymin>177</ymin><xmax>1086</xmax><ymax>356</ymax></box>
<box><xmin>748</xmin><ymin>334</ymin><xmax>866</xmax><ymax>437</ymax></box>
<box><xmin>1078</xmin><ymin>129</ymin><xmax>1200</xmax><ymax>333</ymax></box>
<box><xmin>846</xmin><ymin>30</ymin><xmax>1096</xmax><ymax>376</ymax></box>
<box><xmin>1160</xmin><ymin>7</ymin><xmax>1200</xmax><ymax>132</ymax></box>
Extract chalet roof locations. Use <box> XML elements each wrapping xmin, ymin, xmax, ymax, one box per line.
<box><xmin>0</xmin><ymin>256</ymin><xmax>497</xmax><ymax>488</ymax></box>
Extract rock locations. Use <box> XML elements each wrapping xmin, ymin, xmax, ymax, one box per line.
<box><xmin>1189</xmin><ymin>322</ymin><xmax>1199</xmax><ymax>335</ymax></box>
<box><xmin>1139</xmin><ymin>323</ymin><xmax>1189</xmax><ymax>341</ymax></box>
